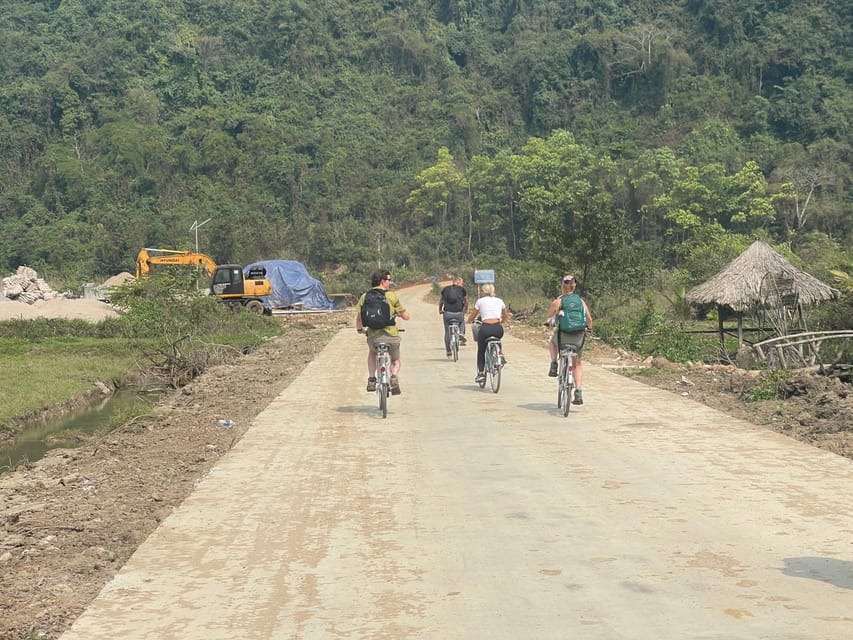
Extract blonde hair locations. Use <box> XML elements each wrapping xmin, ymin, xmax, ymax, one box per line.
<box><xmin>481</xmin><ymin>283</ymin><xmax>495</xmax><ymax>296</ymax></box>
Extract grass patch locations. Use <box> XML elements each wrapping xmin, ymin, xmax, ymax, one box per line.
<box><xmin>0</xmin><ymin>337</ymin><xmax>139</xmax><ymax>426</ymax></box>
<box><xmin>0</xmin><ymin>277</ymin><xmax>283</xmax><ymax>429</ymax></box>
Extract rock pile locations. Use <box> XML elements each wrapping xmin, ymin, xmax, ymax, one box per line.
<box><xmin>1</xmin><ymin>266</ymin><xmax>66</xmax><ymax>304</ymax></box>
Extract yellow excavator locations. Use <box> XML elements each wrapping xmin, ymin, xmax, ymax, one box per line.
<box><xmin>135</xmin><ymin>248</ymin><xmax>272</xmax><ymax>313</ymax></box>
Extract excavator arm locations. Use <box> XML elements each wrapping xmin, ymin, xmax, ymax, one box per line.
<box><xmin>135</xmin><ymin>248</ymin><xmax>217</xmax><ymax>280</ymax></box>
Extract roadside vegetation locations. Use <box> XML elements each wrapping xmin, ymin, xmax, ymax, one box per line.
<box><xmin>429</xmin><ymin>255</ymin><xmax>850</xmax><ymax>367</ymax></box>
<box><xmin>0</xmin><ymin>274</ymin><xmax>281</xmax><ymax>434</ymax></box>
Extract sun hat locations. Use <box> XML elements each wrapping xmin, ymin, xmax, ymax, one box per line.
<box><xmin>562</xmin><ymin>275</ymin><xmax>575</xmax><ymax>284</ymax></box>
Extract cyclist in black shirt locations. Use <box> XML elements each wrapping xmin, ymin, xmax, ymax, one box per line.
<box><xmin>438</xmin><ymin>275</ymin><xmax>468</xmax><ymax>356</ymax></box>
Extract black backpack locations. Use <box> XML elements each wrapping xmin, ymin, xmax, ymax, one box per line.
<box><xmin>442</xmin><ymin>285</ymin><xmax>464</xmax><ymax>312</ymax></box>
<box><xmin>360</xmin><ymin>288</ymin><xmax>394</xmax><ymax>329</ymax></box>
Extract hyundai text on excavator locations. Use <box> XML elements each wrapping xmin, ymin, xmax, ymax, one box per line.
<box><xmin>135</xmin><ymin>248</ymin><xmax>272</xmax><ymax>313</ymax></box>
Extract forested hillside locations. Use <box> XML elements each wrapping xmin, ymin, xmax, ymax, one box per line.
<box><xmin>1</xmin><ymin>0</ymin><xmax>850</xmax><ymax>302</ymax></box>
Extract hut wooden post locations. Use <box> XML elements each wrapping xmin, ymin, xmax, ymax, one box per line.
<box><xmin>738</xmin><ymin>312</ymin><xmax>744</xmax><ymax>347</ymax></box>
<box><xmin>717</xmin><ymin>305</ymin><xmax>724</xmax><ymax>349</ymax></box>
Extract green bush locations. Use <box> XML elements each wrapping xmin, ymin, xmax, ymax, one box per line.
<box><xmin>644</xmin><ymin>324</ymin><xmax>717</xmax><ymax>362</ymax></box>
<box><xmin>746</xmin><ymin>369</ymin><xmax>788</xmax><ymax>402</ymax></box>
<box><xmin>108</xmin><ymin>273</ymin><xmax>280</xmax><ymax>387</ymax></box>
<box><xmin>466</xmin><ymin>257</ymin><xmax>554</xmax><ymax>320</ymax></box>
<box><xmin>595</xmin><ymin>292</ymin><xmax>718</xmax><ymax>362</ymax></box>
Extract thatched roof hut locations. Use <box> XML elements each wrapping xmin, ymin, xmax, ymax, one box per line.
<box><xmin>687</xmin><ymin>241</ymin><xmax>840</xmax><ymax>311</ymax></box>
<box><xmin>686</xmin><ymin>240</ymin><xmax>840</xmax><ymax>347</ymax></box>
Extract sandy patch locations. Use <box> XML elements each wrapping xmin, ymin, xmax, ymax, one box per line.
<box><xmin>0</xmin><ymin>297</ymin><xmax>121</xmax><ymax>322</ymax></box>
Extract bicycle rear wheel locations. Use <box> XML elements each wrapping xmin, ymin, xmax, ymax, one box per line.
<box><xmin>378</xmin><ymin>383</ymin><xmax>387</xmax><ymax>418</ymax></box>
<box><xmin>562</xmin><ymin>378</ymin><xmax>572</xmax><ymax>416</ymax></box>
<box><xmin>451</xmin><ymin>331</ymin><xmax>459</xmax><ymax>362</ymax></box>
<box><xmin>562</xmin><ymin>369</ymin><xmax>574</xmax><ymax>417</ymax></box>
<box><xmin>489</xmin><ymin>343</ymin><xmax>501</xmax><ymax>393</ymax></box>
<box><xmin>557</xmin><ymin>357</ymin><xmax>567</xmax><ymax>409</ymax></box>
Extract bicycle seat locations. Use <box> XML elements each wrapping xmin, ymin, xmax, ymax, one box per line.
<box><xmin>485</xmin><ymin>336</ymin><xmax>502</xmax><ymax>343</ymax></box>
<box><xmin>559</xmin><ymin>344</ymin><xmax>579</xmax><ymax>354</ymax></box>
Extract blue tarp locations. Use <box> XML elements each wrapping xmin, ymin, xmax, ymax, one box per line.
<box><xmin>243</xmin><ymin>260</ymin><xmax>334</xmax><ymax>310</ymax></box>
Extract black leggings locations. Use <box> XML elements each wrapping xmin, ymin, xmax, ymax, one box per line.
<box><xmin>476</xmin><ymin>323</ymin><xmax>504</xmax><ymax>372</ymax></box>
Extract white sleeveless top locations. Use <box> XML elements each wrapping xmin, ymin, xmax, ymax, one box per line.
<box><xmin>475</xmin><ymin>296</ymin><xmax>505</xmax><ymax>321</ymax></box>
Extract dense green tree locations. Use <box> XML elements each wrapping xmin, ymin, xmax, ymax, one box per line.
<box><xmin>627</xmin><ymin>147</ymin><xmax>681</xmax><ymax>243</ymax></box>
<box><xmin>506</xmin><ymin>130</ymin><xmax>630</xmax><ymax>286</ymax></box>
<box><xmin>0</xmin><ymin>0</ymin><xmax>850</xmax><ymax>295</ymax></box>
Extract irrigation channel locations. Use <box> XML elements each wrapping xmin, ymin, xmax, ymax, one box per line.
<box><xmin>0</xmin><ymin>388</ymin><xmax>159</xmax><ymax>474</ymax></box>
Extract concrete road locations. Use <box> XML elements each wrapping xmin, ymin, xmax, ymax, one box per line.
<box><xmin>61</xmin><ymin>285</ymin><xmax>853</xmax><ymax>640</ymax></box>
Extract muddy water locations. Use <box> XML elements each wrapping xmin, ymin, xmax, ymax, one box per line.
<box><xmin>0</xmin><ymin>389</ymin><xmax>159</xmax><ymax>474</ymax></box>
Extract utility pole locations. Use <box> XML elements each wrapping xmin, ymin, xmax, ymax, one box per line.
<box><xmin>376</xmin><ymin>232</ymin><xmax>383</xmax><ymax>268</ymax></box>
<box><xmin>189</xmin><ymin>218</ymin><xmax>212</xmax><ymax>253</ymax></box>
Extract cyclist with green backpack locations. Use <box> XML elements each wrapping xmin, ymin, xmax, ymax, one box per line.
<box><xmin>546</xmin><ymin>275</ymin><xmax>592</xmax><ymax>404</ymax></box>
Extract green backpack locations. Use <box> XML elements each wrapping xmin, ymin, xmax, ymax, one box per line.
<box><xmin>558</xmin><ymin>293</ymin><xmax>587</xmax><ymax>332</ymax></box>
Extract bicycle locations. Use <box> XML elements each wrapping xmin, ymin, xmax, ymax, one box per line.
<box><xmin>557</xmin><ymin>343</ymin><xmax>579</xmax><ymax>416</ymax></box>
<box><xmin>448</xmin><ymin>318</ymin><xmax>461</xmax><ymax>362</ymax></box>
<box><xmin>477</xmin><ymin>337</ymin><xmax>505</xmax><ymax>393</ymax></box>
<box><xmin>362</xmin><ymin>327</ymin><xmax>405</xmax><ymax>418</ymax></box>
<box><xmin>374</xmin><ymin>341</ymin><xmax>392</xmax><ymax>418</ymax></box>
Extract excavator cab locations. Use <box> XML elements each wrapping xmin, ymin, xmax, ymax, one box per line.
<box><xmin>210</xmin><ymin>265</ymin><xmax>246</xmax><ymax>296</ymax></box>
<box><xmin>211</xmin><ymin>264</ymin><xmax>271</xmax><ymax>314</ymax></box>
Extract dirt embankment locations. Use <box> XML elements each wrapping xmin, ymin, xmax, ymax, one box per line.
<box><xmin>0</xmin><ymin>267</ymin><xmax>126</xmax><ymax>322</ymax></box>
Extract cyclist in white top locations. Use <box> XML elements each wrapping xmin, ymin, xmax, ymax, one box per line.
<box><xmin>467</xmin><ymin>283</ymin><xmax>509</xmax><ymax>383</ymax></box>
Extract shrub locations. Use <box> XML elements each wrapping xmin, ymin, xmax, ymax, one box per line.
<box><xmin>645</xmin><ymin>324</ymin><xmax>717</xmax><ymax>363</ymax></box>
<box><xmin>596</xmin><ymin>292</ymin><xmax>718</xmax><ymax>362</ymax></box>
<box><xmin>109</xmin><ymin>272</ymin><xmax>280</xmax><ymax>387</ymax></box>
<box><xmin>746</xmin><ymin>369</ymin><xmax>788</xmax><ymax>402</ymax></box>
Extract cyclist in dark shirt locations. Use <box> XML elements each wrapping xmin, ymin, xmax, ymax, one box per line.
<box><xmin>438</xmin><ymin>275</ymin><xmax>468</xmax><ymax>356</ymax></box>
